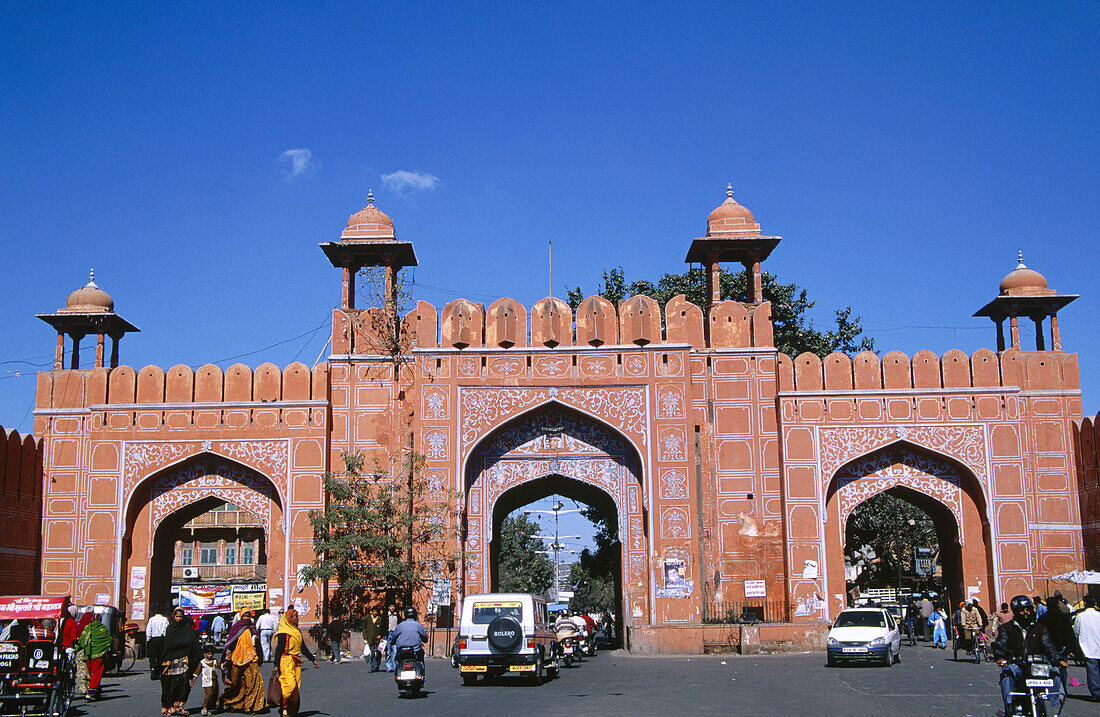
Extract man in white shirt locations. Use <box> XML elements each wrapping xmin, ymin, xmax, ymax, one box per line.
<box><xmin>255</xmin><ymin>609</ymin><xmax>280</xmax><ymax>663</ymax></box>
<box><xmin>145</xmin><ymin>606</ymin><xmax>170</xmax><ymax>680</ymax></box>
<box><xmin>1073</xmin><ymin>594</ymin><xmax>1100</xmax><ymax>701</ymax></box>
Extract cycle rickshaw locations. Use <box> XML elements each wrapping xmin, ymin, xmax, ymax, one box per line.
<box><xmin>0</xmin><ymin>595</ymin><xmax>75</xmax><ymax>717</ymax></box>
<box><xmin>951</xmin><ymin>624</ymin><xmax>990</xmax><ymax>663</ymax></box>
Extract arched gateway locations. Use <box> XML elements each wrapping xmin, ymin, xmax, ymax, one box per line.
<box><xmin>462</xmin><ymin>405</ymin><xmax>650</xmax><ymax>630</ymax></box>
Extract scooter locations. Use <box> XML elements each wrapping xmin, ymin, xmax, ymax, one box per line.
<box><xmin>1003</xmin><ymin>657</ymin><xmax>1060</xmax><ymax>717</ymax></box>
<box><xmin>394</xmin><ymin>646</ymin><xmax>425</xmax><ymax>697</ymax></box>
<box><xmin>557</xmin><ymin>636</ymin><xmax>579</xmax><ymax>667</ymax></box>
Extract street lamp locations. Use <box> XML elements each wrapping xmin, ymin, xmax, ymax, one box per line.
<box><xmin>524</xmin><ymin>499</ymin><xmax>582</xmax><ymax>602</ymax></box>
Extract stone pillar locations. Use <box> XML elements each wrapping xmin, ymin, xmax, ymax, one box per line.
<box><xmin>1033</xmin><ymin>317</ymin><xmax>1045</xmax><ymax>351</ymax></box>
<box><xmin>69</xmin><ymin>333</ymin><xmax>82</xmax><ymax>370</ymax></box>
<box><xmin>706</xmin><ymin>257</ymin><xmax>721</xmax><ymax>310</ymax></box>
<box><xmin>110</xmin><ymin>335</ymin><xmax>120</xmax><ymax>368</ymax></box>
<box><xmin>1009</xmin><ymin>315</ymin><xmax>1020</xmax><ymax>350</ymax></box>
<box><xmin>1050</xmin><ymin>313</ymin><xmax>1062</xmax><ymax>350</ymax></box>
<box><xmin>751</xmin><ymin>260</ymin><xmax>763</xmax><ymax>303</ymax></box>
<box><xmin>995</xmin><ymin>321</ymin><xmax>1005</xmax><ymax>352</ymax></box>
<box><xmin>341</xmin><ymin>263</ymin><xmax>353</xmax><ymax>309</ymax></box>
<box><xmin>95</xmin><ymin>333</ymin><xmax>105</xmax><ymax>368</ymax></box>
<box><xmin>54</xmin><ymin>333</ymin><xmax>64</xmax><ymax>370</ymax></box>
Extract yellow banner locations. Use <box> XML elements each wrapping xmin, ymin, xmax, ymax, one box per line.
<box><xmin>232</xmin><ymin>591</ymin><xmax>266</xmax><ymax>612</ymax></box>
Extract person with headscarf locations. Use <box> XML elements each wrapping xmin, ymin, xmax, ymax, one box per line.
<box><xmin>272</xmin><ymin>608</ymin><xmax>319</xmax><ymax>716</ymax></box>
<box><xmin>75</xmin><ymin>613</ymin><xmax>111</xmax><ymax>701</ymax></box>
<box><xmin>220</xmin><ymin>610</ymin><xmax>265</xmax><ymax>713</ymax></box>
<box><xmin>159</xmin><ymin>608</ymin><xmax>199</xmax><ymax>716</ymax></box>
<box><xmin>71</xmin><ymin>613</ymin><xmax>94</xmax><ymax>696</ymax></box>
<box><xmin>61</xmin><ymin>606</ymin><xmax>80</xmax><ymax>649</ymax></box>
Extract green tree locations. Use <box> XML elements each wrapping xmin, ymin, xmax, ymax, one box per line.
<box><xmin>301</xmin><ymin>451</ymin><xmax>454</xmax><ymax>618</ymax></box>
<box><xmin>844</xmin><ymin>490</ymin><xmax>939</xmax><ymax>591</ymax></box>
<box><xmin>568</xmin><ymin>552</ymin><xmax>616</xmax><ymax>613</ymax></box>
<box><xmin>566</xmin><ymin>266</ymin><xmax>875</xmax><ymax>357</ymax></box>
<box><xmin>497</xmin><ymin>514</ymin><xmax>554</xmax><ymax>596</ymax></box>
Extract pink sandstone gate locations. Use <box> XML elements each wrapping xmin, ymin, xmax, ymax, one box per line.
<box><xmin>461</xmin><ymin>402</ymin><xmax>651</xmax><ymax>629</ymax></box>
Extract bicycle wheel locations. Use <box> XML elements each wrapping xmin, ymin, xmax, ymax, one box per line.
<box><xmin>952</xmin><ymin>635</ymin><xmax>958</xmax><ymax>661</ymax></box>
<box><xmin>121</xmin><ymin>645</ymin><xmax>136</xmax><ymax>673</ymax></box>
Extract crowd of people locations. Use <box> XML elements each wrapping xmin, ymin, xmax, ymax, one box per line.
<box><xmin>893</xmin><ymin>589</ymin><xmax>1100</xmax><ymax>707</ymax></box>
<box><xmin>143</xmin><ymin>604</ymin><xmax>319</xmax><ymax>716</ymax></box>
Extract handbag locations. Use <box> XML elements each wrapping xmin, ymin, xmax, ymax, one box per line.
<box><xmin>266</xmin><ymin>669</ymin><xmax>283</xmax><ymax>707</ymax></box>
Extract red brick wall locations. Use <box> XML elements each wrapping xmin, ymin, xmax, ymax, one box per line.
<box><xmin>0</xmin><ymin>425</ymin><xmax>42</xmax><ymax>594</ymax></box>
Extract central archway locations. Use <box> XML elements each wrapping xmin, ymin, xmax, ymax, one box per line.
<box><xmin>463</xmin><ymin>404</ymin><xmax>648</xmax><ymax>640</ymax></box>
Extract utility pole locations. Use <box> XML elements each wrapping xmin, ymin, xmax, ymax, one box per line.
<box><xmin>526</xmin><ymin>497</ymin><xmax>581</xmax><ymax>603</ymax></box>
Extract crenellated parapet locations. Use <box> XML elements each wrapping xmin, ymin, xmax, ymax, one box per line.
<box><xmin>777</xmin><ymin>347</ymin><xmax>1080</xmax><ymax>392</ymax></box>
<box><xmin>332</xmin><ymin>295</ymin><xmax>775</xmax><ymax>353</ymax></box>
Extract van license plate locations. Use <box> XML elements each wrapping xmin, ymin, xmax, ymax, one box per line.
<box><xmin>842</xmin><ymin>647</ymin><xmax>866</xmax><ymax>653</ymax></box>
<box><xmin>1025</xmin><ymin>679</ymin><xmax>1054</xmax><ymax>688</ymax></box>
<box><xmin>509</xmin><ymin>665</ymin><xmax>535</xmax><ymax>672</ymax></box>
<box><xmin>460</xmin><ymin>665</ymin><xmax>487</xmax><ymax>673</ymax></box>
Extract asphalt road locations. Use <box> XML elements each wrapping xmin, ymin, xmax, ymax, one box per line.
<box><xmin>72</xmin><ymin>641</ymin><xmax>1097</xmax><ymax>716</ymax></box>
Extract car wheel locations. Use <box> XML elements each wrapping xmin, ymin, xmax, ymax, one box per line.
<box><xmin>531</xmin><ymin>657</ymin><xmax>544</xmax><ymax>685</ymax></box>
<box><xmin>826</xmin><ymin>655</ymin><xmax>837</xmax><ymax>668</ymax></box>
<box><xmin>882</xmin><ymin>648</ymin><xmax>892</xmax><ymax>667</ymax></box>
<box><xmin>450</xmin><ymin>652</ymin><xmax>458</xmax><ymax>668</ymax></box>
<box><xmin>462</xmin><ymin>673</ymin><xmax>478</xmax><ymax>686</ymax></box>
<box><xmin>547</xmin><ymin>665</ymin><xmax>560</xmax><ymax>679</ymax></box>
<box><xmin>893</xmin><ymin>647</ymin><xmax>900</xmax><ymax>664</ymax></box>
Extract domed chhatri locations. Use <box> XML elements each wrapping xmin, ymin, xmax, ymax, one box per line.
<box><xmin>705</xmin><ymin>183</ymin><xmax>761</xmax><ymax>236</ymax></box>
<box><xmin>61</xmin><ymin>269</ymin><xmax>114</xmax><ymax>313</ymax></box>
<box><xmin>341</xmin><ymin>189</ymin><xmax>396</xmax><ymax>240</ymax></box>
<box><xmin>999</xmin><ymin>251</ymin><xmax>1053</xmax><ymax>296</ymax></box>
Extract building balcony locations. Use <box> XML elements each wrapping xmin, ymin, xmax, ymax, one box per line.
<box><xmin>183</xmin><ymin>511</ymin><xmax>263</xmax><ymax>529</ymax></box>
<box><xmin>172</xmin><ymin>564</ymin><xmax>267</xmax><ymax>581</ymax></box>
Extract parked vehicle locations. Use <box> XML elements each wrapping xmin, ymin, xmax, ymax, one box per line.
<box><xmin>0</xmin><ymin>595</ymin><xmax>76</xmax><ymax>717</ymax></box>
<box><xmin>455</xmin><ymin>593</ymin><xmax>559</xmax><ymax>685</ymax></box>
<box><xmin>825</xmin><ymin>607</ymin><xmax>902</xmax><ymax>667</ymax></box>
<box><xmin>393</xmin><ymin>645</ymin><xmax>425</xmax><ymax>697</ymax></box>
<box><xmin>72</xmin><ymin>605</ymin><xmax>135</xmax><ymax>675</ymax></box>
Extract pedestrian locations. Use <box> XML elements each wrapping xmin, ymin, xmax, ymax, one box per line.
<box><xmin>70</xmin><ymin>613</ymin><xmax>94</xmax><ymax>696</ymax></box>
<box><xmin>385</xmin><ymin>605</ymin><xmax>400</xmax><ymax>671</ymax></box>
<box><xmin>1072</xmin><ymin>594</ymin><xmax>1100</xmax><ymax>702</ymax></box>
<box><xmin>919</xmin><ymin>593</ymin><xmax>933</xmax><ymax>641</ymax></box>
<box><xmin>221</xmin><ymin>611</ymin><xmax>266</xmax><ymax>713</ymax></box>
<box><xmin>1035</xmin><ymin>595</ymin><xmax>1048</xmax><ymax>618</ymax></box>
<box><xmin>273</xmin><ymin>607</ymin><xmax>320</xmax><ymax>716</ymax></box>
<box><xmin>211</xmin><ymin>613</ymin><xmax>226</xmax><ymax>645</ymax></box>
<box><xmin>146</xmin><ymin>605</ymin><xmax>169</xmax><ymax>680</ymax></box>
<box><xmin>997</xmin><ymin>602</ymin><xmax>1013</xmax><ymax>625</ymax></box>
<box><xmin>160</xmin><ymin>608</ymin><xmax>199</xmax><ymax>716</ymax></box>
<box><xmin>324</xmin><ymin>613</ymin><xmax>345</xmax><ymax>664</ymax></box>
<box><xmin>75</xmin><ymin>613</ymin><xmax>111</xmax><ymax>701</ymax></box>
<box><xmin>363</xmin><ymin>607</ymin><xmax>384</xmax><ymax>671</ymax></box>
<box><xmin>929</xmin><ymin>604</ymin><xmax>947</xmax><ymax>648</ymax></box>
<box><xmin>192</xmin><ymin>646</ymin><xmax>220</xmax><ymax>716</ymax></box>
<box><xmin>255</xmin><ymin>609</ymin><xmax>279</xmax><ymax>663</ymax></box>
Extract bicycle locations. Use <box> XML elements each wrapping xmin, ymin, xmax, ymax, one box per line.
<box><xmin>105</xmin><ymin>643</ymin><xmax>136</xmax><ymax>675</ymax></box>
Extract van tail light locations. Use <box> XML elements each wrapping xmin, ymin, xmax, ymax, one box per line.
<box><xmin>527</xmin><ymin>638</ymin><xmax>535</xmax><ymax>648</ymax></box>
<box><xmin>459</xmin><ymin>638</ymin><xmax>467</xmax><ymax>649</ymax></box>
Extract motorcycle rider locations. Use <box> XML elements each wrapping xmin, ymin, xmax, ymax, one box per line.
<box><xmin>991</xmin><ymin>595</ymin><xmax>1066</xmax><ymax>714</ymax></box>
<box><xmin>390</xmin><ymin>607</ymin><xmax>428</xmax><ymax>666</ymax></box>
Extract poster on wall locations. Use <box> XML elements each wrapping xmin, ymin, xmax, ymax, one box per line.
<box><xmin>129</xmin><ymin>566</ymin><xmax>146</xmax><ymax>590</ymax></box>
<box><xmin>793</xmin><ymin>590</ymin><xmax>825</xmax><ymax>616</ymax></box>
<box><xmin>268</xmin><ymin>588</ymin><xmax>283</xmax><ymax>610</ymax></box>
<box><xmin>178</xmin><ymin>586</ymin><xmax>232</xmax><ymax>613</ymax></box>
<box><xmin>657</xmin><ymin>558</ymin><xmax>693</xmax><ymax>598</ymax></box>
<box><xmin>94</xmin><ymin>593</ymin><xmax>111</xmax><ymax>606</ymax></box>
<box><xmin>232</xmin><ymin>591</ymin><xmax>266</xmax><ymax>612</ymax></box>
<box><xmin>744</xmin><ymin>580</ymin><xmax>766</xmax><ymax>598</ymax></box>
<box><xmin>131</xmin><ymin>601</ymin><xmax>146</xmax><ymax>621</ymax></box>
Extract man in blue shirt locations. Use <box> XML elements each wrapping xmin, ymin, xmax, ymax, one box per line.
<box><xmin>391</xmin><ymin>607</ymin><xmax>428</xmax><ymax>665</ymax></box>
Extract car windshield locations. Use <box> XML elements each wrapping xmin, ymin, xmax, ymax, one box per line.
<box><xmin>471</xmin><ymin>603</ymin><xmax>523</xmax><ymax>624</ymax></box>
<box><xmin>834</xmin><ymin>612</ymin><xmax>885</xmax><ymax>628</ymax></box>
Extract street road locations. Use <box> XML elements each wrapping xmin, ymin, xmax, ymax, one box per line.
<box><xmin>75</xmin><ymin>642</ymin><xmax>1097</xmax><ymax>716</ymax></box>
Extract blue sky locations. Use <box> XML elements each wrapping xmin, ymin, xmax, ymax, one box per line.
<box><xmin>2</xmin><ymin>0</ymin><xmax>1097</xmax><ymax>443</ymax></box>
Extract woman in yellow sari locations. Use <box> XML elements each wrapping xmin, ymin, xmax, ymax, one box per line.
<box><xmin>273</xmin><ymin>608</ymin><xmax>319</xmax><ymax>716</ymax></box>
<box><xmin>220</xmin><ymin>611</ymin><xmax>266</xmax><ymax>713</ymax></box>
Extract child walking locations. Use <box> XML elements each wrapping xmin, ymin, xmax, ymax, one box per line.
<box><xmin>193</xmin><ymin>647</ymin><xmax>220</xmax><ymax>715</ymax></box>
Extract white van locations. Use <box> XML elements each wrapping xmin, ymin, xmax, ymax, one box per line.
<box><xmin>455</xmin><ymin>593</ymin><xmax>559</xmax><ymax>685</ymax></box>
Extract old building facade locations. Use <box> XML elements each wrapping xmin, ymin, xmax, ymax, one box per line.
<box><xmin>28</xmin><ymin>189</ymin><xmax>1091</xmax><ymax>651</ymax></box>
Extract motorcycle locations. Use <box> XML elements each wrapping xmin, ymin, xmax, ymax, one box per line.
<box><xmin>557</xmin><ymin>636</ymin><xmax>579</xmax><ymax>667</ymax></box>
<box><xmin>394</xmin><ymin>646</ymin><xmax>425</xmax><ymax>697</ymax></box>
<box><xmin>1003</xmin><ymin>657</ymin><xmax>1062</xmax><ymax>717</ymax></box>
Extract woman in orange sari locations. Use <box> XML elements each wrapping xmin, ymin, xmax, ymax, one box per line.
<box><xmin>220</xmin><ymin>611</ymin><xmax>266</xmax><ymax>713</ymax></box>
<box><xmin>272</xmin><ymin>608</ymin><xmax>319</xmax><ymax>716</ymax></box>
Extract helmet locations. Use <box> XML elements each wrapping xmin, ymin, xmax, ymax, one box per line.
<box><xmin>1009</xmin><ymin>595</ymin><xmax>1036</xmax><ymax>626</ymax></box>
<box><xmin>403</xmin><ymin>607</ymin><xmax>417</xmax><ymax>621</ymax></box>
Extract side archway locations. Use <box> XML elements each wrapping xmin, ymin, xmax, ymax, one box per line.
<box><xmin>121</xmin><ymin>454</ymin><xmax>285</xmax><ymax>620</ymax></box>
<box><xmin>822</xmin><ymin>443</ymin><xmax>994</xmax><ymax>620</ymax></box>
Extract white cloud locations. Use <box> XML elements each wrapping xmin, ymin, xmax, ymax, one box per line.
<box><xmin>277</xmin><ymin>148</ymin><xmax>316</xmax><ymax>180</ymax></box>
<box><xmin>381</xmin><ymin>169</ymin><xmax>439</xmax><ymax>194</ymax></box>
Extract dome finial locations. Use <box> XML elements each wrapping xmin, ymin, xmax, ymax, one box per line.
<box><xmin>726</xmin><ymin>183</ymin><xmax>734</xmax><ymax>199</ymax></box>
<box><xmin>1017</xmin><ymin>250</ymin><xmax>1026</xmax><ymax>268</ymax></box>
<box><xmin>89</xmin><ymin>268</ymin><xmax>95</xmax><ymax>283</ymax></box>
<box><xmin>367</xmin><ymin>188</ymin><xmax>375</xmax><ymax>206</ymax></box>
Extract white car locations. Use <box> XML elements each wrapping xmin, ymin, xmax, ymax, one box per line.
<box><xmin>826</xmin><ymin>607</ymin><xmax>901</xmax><ymax>667</ymax></box>
<box><xmin>455</xmin><ymin>593</ymin><xmax>559</xmax><ymax>685</ymax></box>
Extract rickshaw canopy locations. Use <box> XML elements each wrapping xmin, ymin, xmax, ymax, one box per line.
<box><xmin>0</xmin><ymin>596</ymin><xmax>71</xmax><ymax>621</ymax></box>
